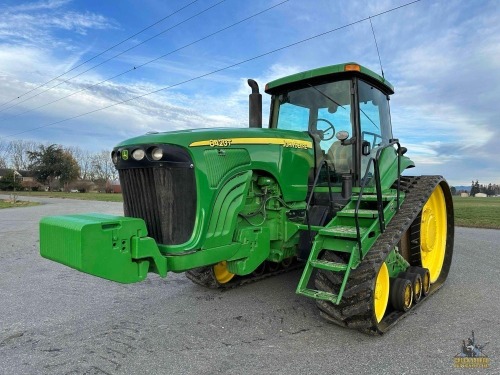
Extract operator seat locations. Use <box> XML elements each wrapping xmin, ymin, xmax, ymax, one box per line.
<box><xmin>326</xmin><ymin>141</ymin><xmax>353</xmax><ymax>173</ymax></box>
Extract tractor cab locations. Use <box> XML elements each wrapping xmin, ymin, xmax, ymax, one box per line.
<box><xmin>265</xmin><ymin>63</ymin><xmax>395</xmax><ymax>190</ymax></box>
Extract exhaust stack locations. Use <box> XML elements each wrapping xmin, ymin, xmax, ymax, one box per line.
<box><xmin>247</xmin><ymin>79</ymin><xmax>262</xmax><ymax>128</ymax></box>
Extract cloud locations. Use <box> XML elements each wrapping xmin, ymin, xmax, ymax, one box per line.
<box><xmin>6</xmin><ymin>0</ymin><xmax>71</xmax><ymax>12</ymax></box>
<box><xmin>0</xmin><ymin>0</ymin><xmax>117</xmax><ymax>47</ymax></box>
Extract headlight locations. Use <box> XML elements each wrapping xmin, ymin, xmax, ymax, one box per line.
<box><xmin>151</xmin><ymin>147</ymin><xmax>163</xmax><ymax>161</ymax></box>
<box><xmin>111</xmin><ymin>151</ymin><xmax>118</xmax><ymax>164</ymax></box>
<box><xmin>132</xmin><ymin>149</ymin><xmax>145</xmax><ymax>161</ymax></box>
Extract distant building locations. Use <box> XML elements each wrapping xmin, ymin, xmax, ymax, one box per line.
<box><xmin>110</xmin><ymin>179</ymin><xmax>122</xmax><ymax>194</ymax></box>
<box><xmin>0</xmin><ymin>169</ymin><xmax>35</xmax><ymax>180</ymax></box>
<box><xmin>475</xmin><ymin>193</ymin><xmax>487</xmax><ymax>198</ymax></box>
<box><xmin>19</xmin><ymin>170</ymin><xmax>36</xmax><ymax>183</ymax></box>
<box><xmin>460</xmin><ymin>192</ymin><xmax>469</xmax><ymax>197</ymax></box>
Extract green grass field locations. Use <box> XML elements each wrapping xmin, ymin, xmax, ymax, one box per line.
<box><xmin>452</xmin><ymin>196</ymin><xmax>500</xmax><ymax>229</ymax></box>
<box><xmin>0</xmin><ymin>199</ymin><xmax>40</xmax><ymax>209</ymax></box>
<box><xmin>2</xmin><ymin>191</ymin><xmax>124</xmax><ymax>202</ymax></box>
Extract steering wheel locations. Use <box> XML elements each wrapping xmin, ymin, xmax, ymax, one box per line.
<box><xmin>315</xmin><ymin>118</ymin><xmax>335</xmax><ymax>141</ymax></box>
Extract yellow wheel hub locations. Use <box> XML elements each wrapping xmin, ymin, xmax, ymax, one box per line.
<box><xmin>374</xmin><ymin>262</ymin><xmax>390</xmax><ymax>323</ymax></box>
<box><xmin>403</xmin><ymin>283</ymin><xmax>413</xmax><ymax>309</ymax></box>
<box><xmin>420</xmin><ymin>185</ymin><xmax>447</xmax><ymax>283</ymax></box>
<box><xmin>213</xmin><ymin>261</ymin><xmax>235</xmax><ymax>284</ymax></box>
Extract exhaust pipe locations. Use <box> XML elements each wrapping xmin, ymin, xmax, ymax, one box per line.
<box><xmin>247</xmin><ymin>79</ymin><xmax>262</xmax><ymax>128</ymax></box>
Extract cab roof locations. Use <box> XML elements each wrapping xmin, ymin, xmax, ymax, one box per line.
<box><xmin>264</xmin><ymin>62</ymin><xmax>394</xmax><ymax>95</ymax></box>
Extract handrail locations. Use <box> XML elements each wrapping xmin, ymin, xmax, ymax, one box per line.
<box><xmin>354</xmin><ymin>140</ymin><xmax>402</xmax><ymax>260</ymax></box>
<box><xmin>305</xmin><ymin>155</ymin><xmax>327</xmax><ymax>247</ymax></box>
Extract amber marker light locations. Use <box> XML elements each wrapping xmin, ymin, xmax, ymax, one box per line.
<box><xmin>344</xmin><ymin>64</ymin><xmax>361</xmax><ymax>72</ymax></box>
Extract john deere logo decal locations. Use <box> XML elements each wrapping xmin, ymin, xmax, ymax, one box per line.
<box><xmin>121</xmin><ymin>150</ymin><xmax>129</xmax><ymax>160</ymax></box>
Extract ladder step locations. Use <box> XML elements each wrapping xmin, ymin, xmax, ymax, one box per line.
<box><xmin>297</xmin><ymin>288</ymin><xmax>338</xmax><ymax>303</ymax></box>
<box><xmin>357</xmin><ymin>194</ymin><xmax>396</xmax><ymax>202</ymax></box>
<box><xmin>319</xmin><ymin>225</ymin><xmax>368</xmax><ymax>238</ymax></box>
<box><xmin>310</xmin><ymin>259</ymin><xmax>348</xmax><ymax>271</ymax></box>
<box><xmin>337</xmin><ymin>209</ymin><xmax>378</xmax><ymax>218</ymax></box>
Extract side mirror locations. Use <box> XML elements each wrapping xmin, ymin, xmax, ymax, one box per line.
<box><xmin>336</xmin><ymin>131</ymin><xmax>349</xmax><ymax>142</ymax></box>
<box><xmin>336</xmin><ymin>130</ymin><xmax>356</xmax><ymax>145</ymax></box>
<box><xmin>362</xmin><ymin>141</ymin><xmax>371</xmax><ymax>156</ymax></box>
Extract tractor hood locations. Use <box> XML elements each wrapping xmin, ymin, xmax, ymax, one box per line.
<box><xmin>114</xmin><ymin>127</ymin><xmax>313</xmax><ymax>150</ymax></box>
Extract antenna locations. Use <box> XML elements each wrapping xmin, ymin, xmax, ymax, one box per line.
<box><xmin>369</xmin><ymin>17</ymin><xmax>384</xmax><ymax>79</ymax></box>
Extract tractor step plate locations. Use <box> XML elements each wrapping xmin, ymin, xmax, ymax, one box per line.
<box><xmin>319</xmin><ymin>225</ymin><xmax>368</xmax><ymax>238</ymax></box>
<box><xmin>309</xmin><ymin>259</ymin><xmax>348</xmax><ymax>271</ymax></box>
<box><xmin>357</xmin><ymin>194</ymin><xmax>396</xmax><ymax>201</ymax></box>
<box><xmin>297</xmin><ymin>288</ymin><xmax>338</xmax><ymax>303</ymax></box>
<box><xmin>40</xmin><ymin>213</ymin><xmax>152</xmax><ymax>283</ymax></box>
<box><xmin>337</xmin><ymin>209</ymin><xmax>378</xmax><ymax>218</ymax></box>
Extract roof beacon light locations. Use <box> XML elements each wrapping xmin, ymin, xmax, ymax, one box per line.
<box><xmin>344</xmin><ymin>64</ymin><xmax>361</xmax><ymax>72</ymax></box>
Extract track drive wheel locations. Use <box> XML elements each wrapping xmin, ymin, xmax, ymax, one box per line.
<box><xmin>420</xmin><ymin>185</ymin><xmax>448</xmax><ymax>283</ymax></box>
<box><xmin>374</xmin><ymin>262</ymin><xmax>390</xmax><ymax>323</ymax></box>
<box><xmin>213</xmin><ymin>261</ymin><xmax>235</xmax><ymax>284</ymax></box>
<box><xmin>185</xmin><ymin>262</ymin><xmax>235</xmax><ymax>288</ymax></box>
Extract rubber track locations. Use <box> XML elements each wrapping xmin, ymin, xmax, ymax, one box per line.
<box><xmin>185</xmin><ymin>260</ymin><xmax>303</xmax><ymax>290</ymax></box>
<box><xmin>315</xmin><ymin>175</ymin><xmax>447</xmax><ymax>334</ymax></box>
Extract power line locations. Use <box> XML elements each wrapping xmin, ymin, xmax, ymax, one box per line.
<box><xmin>0</xmin><ymin>0</ymin><xmax>227</xmax><ymax>115</ymax></box>
<box><xmin>1</xmin><ymin>0</ymin><xmax>422</xmax><ymax>140</ymax></box>
<box><xmin>0</xmin><ymin>0</ymin><xmax>200</xmax><ymax>110</ymax></box>
<box><xmin>2</xmin><ymin>1</ymin><xmax>290</xmax><ymax>121</ymax></box>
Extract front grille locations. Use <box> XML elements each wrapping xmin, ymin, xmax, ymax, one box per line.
<box><xmin>119</xmin><ymin>166</ymin><xmax>196</xmax><ymax>245</ymax></box>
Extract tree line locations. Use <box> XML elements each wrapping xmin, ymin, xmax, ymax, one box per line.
<box><xmin>0</xmin><ymin>140</ymin><xmax>117</xmax><ymax>192</ymax></box>
<box><xmin>469</xmin><ymin>180</ymin><xmax>500</xmax><ymax>196</ymax></box>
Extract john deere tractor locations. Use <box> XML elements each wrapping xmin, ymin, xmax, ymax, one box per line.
<box><xmin>40</xmin><ymin>62</ymin><xmax>453</xmax><ymax>333</ymax></box>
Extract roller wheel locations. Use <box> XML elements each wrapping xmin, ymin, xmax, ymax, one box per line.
<box><xmin>281</xmin><ymin>257</ymin><xmax>294</xmax><ymax>269</ymax></box>
<box><xmin>252</xmin><ymin>262</ymin><xmax>266</xmax><ymax>276</ymax></box>
<box><xmin>399</xmin><ymin>272</ymin><xmax>423</xmax><ymax>304</ymax></box>
<box><xmin>266</xmin><ymin>261</ymin><xmax>280</xmax><ymax>272</ymax></box>
<box><xmin>390</xmin><ymin>278</ymin><xmax>413</xmax><ymax>312</ymax></box>
<box><xmin>407</xmin><ymin>266</ymin><xmax>431</xmax><ymax>297</ymax></box>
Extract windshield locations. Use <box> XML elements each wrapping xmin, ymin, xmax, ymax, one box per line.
<box><xmin>272</xmin><ymin>80</ymin><xmax>353</xmax><ymax>154</ymax></box>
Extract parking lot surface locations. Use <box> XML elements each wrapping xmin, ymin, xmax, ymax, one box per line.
<box><xmin>0</xmin><ymin>195</ymin><xmax>498</xmax><ymax>374</ymax></box>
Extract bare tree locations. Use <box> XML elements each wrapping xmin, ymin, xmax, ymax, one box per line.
<box><xmin>0</xmin><ymin>140</ymin><xmax>10</xmax><ymax>168</ymax></box>
<box><xmin>91</xmin><ymin>150</ymin><xmax>117</xmax><ymax>182</ymax></box>
<box><xmin>68</xmin><ymin>146</ymin><xmax>94</xmax><ymax>180</ymax></box>
<box><xmin>10</xmin><ymin>140</ymin><xmax>39</xmax><ymax>171</ymax></box>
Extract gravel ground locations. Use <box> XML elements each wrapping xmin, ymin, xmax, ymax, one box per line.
<box><xmin>0</xmin><ymin>194</ymin><xmax>498</xmax><ymax>374</ymax></box>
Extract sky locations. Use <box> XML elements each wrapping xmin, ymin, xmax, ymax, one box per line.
<box><xmin>0</xmin><ymin>0</ymin><xmax>498</xmax><ymax>186</ymax></box>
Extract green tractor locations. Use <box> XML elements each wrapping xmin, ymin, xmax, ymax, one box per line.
<box><xmin>40</xmin><ymin>62</ymin><xmax>454</xmax><ymax>333</ymax></box>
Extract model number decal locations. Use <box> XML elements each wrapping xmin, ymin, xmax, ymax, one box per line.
<box><xmin>209</xmin><ymin>139</ymin><xmax>233</xmax><ymax>147</ymax></box>
<box><xmin>189</xmin><ymin>138</ymin><xmax>312</xmax><ymax>149</ymax></box>
<box><xmin>283</xmin><ymin>140</ymin><xmax>309</xmax><ymax>149</ymax></box>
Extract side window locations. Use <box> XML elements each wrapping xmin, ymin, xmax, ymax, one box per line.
<box><xmin>358</xmin><ymin>80</ymin><xmax>393</xmax><ymax>180</ymax></box>
<box><xmin>358</xmin><ymin>80</ymin><xmax>392</xmax><ymax>148</ymax></box>
<box><xmin>276</xmin><ymin>102</ymin><xmax>309</xmax><ymax>132</ymax></box>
